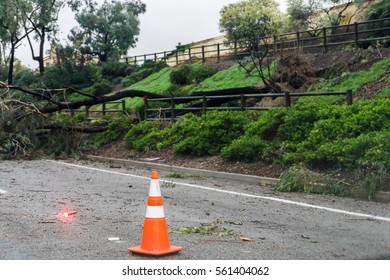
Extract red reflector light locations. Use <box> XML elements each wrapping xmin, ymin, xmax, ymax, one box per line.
<box><xmin>62</xmin><ymin>211</ymin><xmax>77</xmax><ymax>218</ymax></box>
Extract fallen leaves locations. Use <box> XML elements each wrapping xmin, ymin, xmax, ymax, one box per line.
<box><xmin>170</xmin><ymin>220</ymin><xmax>255</xmax><ymax>242</ymax></box>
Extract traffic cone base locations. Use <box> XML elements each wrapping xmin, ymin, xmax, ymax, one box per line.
<box><xmin>128</xmin><ymin>171</ymin><xmax>183</xmax><ymax>256</ymax></box>
<box><xmin>128</xmin><ymin>217</ymin><xmax>183</xmax><ymax>255</ymax></box>
<box><xmin>128</xmin><ymin>245</ymin><xmax>183</xmax><ymax>256</ymax></box>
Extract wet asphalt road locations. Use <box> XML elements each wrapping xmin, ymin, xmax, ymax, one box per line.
<box><xmin>0</xmin><ymin>160</ymin><xmax>389</xmax><ymax>260</ymax></box>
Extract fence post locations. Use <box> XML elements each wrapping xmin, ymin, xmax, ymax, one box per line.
<box><xmin>163</xmin><ymin>51</ymin><xmax>167</xmax><ymax>62</ymax></box>
<box><xmin>285</xmin><ymin>92</ymin><xmax>291</xmax><ymax>107</ymax></box>
<box><xmin>134</xmin><ymin>56</ymin><xmax>137</xmax><ymax>64</ymax></box>
<box><xmin>189</xmin><ymin>47</ymin><xmax>192</xmax><ymax>63</ymax></box>
<box><xmin>296</xmin><ymin>31</ymin><xmax>300</xmax><ymax>51</ymax></box>
<box><xmin>175</xmin><ymin>51</ymin><xmax>179</xmax><ymax>66</ymax></box>
<box><xmin>202</xmin><ymin>95</ymin><xmax>207</xmax><ymax>115</ymax></box>
<box><xmin>217</xmin><ymin>43</ymin><xmax>220</xmax><ymax>63</ymax></box>
<box><xmin>202</xmin><ymin>46</ymin><xmax>205</xmax><ymax>63</ymax></box>
<box><xmin>143</xmin><ymin>99</ymin><xmax>148</xmax><ymax>120</ymax></box>
<box><xmin>323</xmin><ymin>27</ymin><xmax>328</xmax><ymax>53</ymax></box>
<box><xmin>170</xmin><ymin>96</ymin><xmax>175</xmax><ymax>122</ymax></box>
<box><xmin>354</xmin><ymin>22</ymin><xmax>359</xmax><ymax>48</ymax></box>
<box><xmin>346</xmin><ymin>90</ymin><xmax>353</xmax><ymax>105</ymax></box>
<box><xmin>154</xmin><ymin>53</ymin><xmax>157</xmax><ymax>62</ymax></box>
<box><xmin>102</xmin><ymin>102</ymin><xmax>106</xmax><ymax>116</ymax></box>
<box><xmin>240</xmin><ymin>93</ymin><xmax>246</xmax><ymax>110</ymax></box>
<box><xmin>121</xmin><ymin>100</ymin><xmax>126</xmax><ymax>113</ymax></box>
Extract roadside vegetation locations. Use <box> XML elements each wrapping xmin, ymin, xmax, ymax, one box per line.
<box><xmin>1</xmin><ymin>0</ymin><xmax>390</xmax><ymax>200</ymax></box>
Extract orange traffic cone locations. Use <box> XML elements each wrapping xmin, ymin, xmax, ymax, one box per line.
<box><xmin>128</xmin><ymin>171</ymin><xmax>183</xmax><ymax>256</ymax></box>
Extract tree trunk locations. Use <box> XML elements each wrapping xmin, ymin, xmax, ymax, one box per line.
<box><xmin>7</xmin><ymin>40</ymin><xmax>16</xmax><ymax>85</ymax></box>
<box><xmin>38</xmin><ymin>27</ymin><xmax>45</xmax><ymax>74</ymax></box>
<box><xmin>2</xmin><ymin>84</ymin><xmax>269</xmax><ymax>115</ymax></box>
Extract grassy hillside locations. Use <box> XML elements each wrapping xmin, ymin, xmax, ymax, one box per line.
<box><xmin>193</xmin><ymin>63</ymin><xmax>263</xmax><ymax>91</ymax></box>
<box><xmin>97</xmin><ymin>63</ymin><xmax>264</xmax><ymax>112</ymax></box>
<box><xmin>112</xmin><ymin>51</ymin><xmax>390</xmax><ymax>114</ymax></box>
<box><xmin>127</xmin><ymin>67</ymin><xmax>172</xmax><ymax>93</ymax></box>
<box><xmin>127</xmin><ymin>63</ymin><xmax>262</xmax><ymax>94</ymax></box>
<box><xmin>311</xmin><ymin>58</ymin><xmax>390</xmax><ymax>93</ymax></box>
<box><xmin>86</xmin><ymin>50</ymin><xmax>390</xmax><ymax>198</ymax></box>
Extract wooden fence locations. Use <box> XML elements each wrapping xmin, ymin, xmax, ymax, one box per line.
<box><xmin>63</xmin><ymin>100</ymin><xmax>126</xmax><ymax>117</ymax></box>
<box><xmin>61</xmin><ymin>90</ymin><xmax>352</xmax><ymax>120</ymax></box>
<box><xmin>144</xmin><ymin>90</ymin><xmax>353</xmax><ymax>121</ymax></box>
<box><xmin>125</xmin><ymin>17</ymin><xmax>390</xmax><ymax>66</ymax></box>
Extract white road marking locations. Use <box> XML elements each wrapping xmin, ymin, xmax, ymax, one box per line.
<box><xmin>0</xmin><ymin>188</ymin><xmax>8</xmax><ymax>194</ymax></box>
<box><xmin>48</xmin><ymin>160</ymin><xmax>390</xmax><ymax>223</ymax></box>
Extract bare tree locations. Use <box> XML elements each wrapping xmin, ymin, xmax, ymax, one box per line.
<box><xmin>24</xmin><ymin>0</ymin><xmax>66</xmax><ymax>74</ymax></box>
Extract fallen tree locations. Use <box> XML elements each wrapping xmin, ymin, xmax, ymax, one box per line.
<box><xmin>1</xmin><ymin>82</ymin><xmax>267</xmax><ymax>115</ymax></box>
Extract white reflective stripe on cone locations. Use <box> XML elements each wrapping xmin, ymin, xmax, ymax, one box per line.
<box><xmin>145</xmin><ymin>206</ymin><xmax>165</xmax><ymax>218</ymax></box>
<box><xmin>149</xmin><ymin>179</ymin><xmax>162</xmax><ymax>197</ymax></box>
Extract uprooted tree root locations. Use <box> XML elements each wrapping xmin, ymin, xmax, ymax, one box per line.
<box><xmin>274</xmin><ymin>54</ymin><xmax>318</xmax><ymax>91</ymax></box>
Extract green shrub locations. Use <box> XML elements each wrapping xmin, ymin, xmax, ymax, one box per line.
<box><xmin>170</xmin><ymin>64</ymin><xmax>192</xmax><ymax>85</ymax></box>
<box><xmin>13</xmin><ymin>69</ymin><xmax>40</xmax><ymax>87</ymax></box>
<box><xmin>0</xmin><ymin>102</ymin><xmax>42</xmax><ymax>158</ymax></box>
<box><xmin>86</xmin><ymin>79</ymin><xmax>114</xmax><ymax>96</ymax></box>
<box><xmin>358</xmin><ymin>131</ymin><xmax>390</xmax><ymax>169</ymax></box>
<box><xmin>220</xmin><ymin>98</ymin><xmax>390</xmax><ymax>169</ymax></box>
<box><xmin>221</xmin><ymin>136</ymin><xmax>269</xmax><ymax>162</ymax></box>
<box><xmin>90</xmin><ymin>116</ymin><xmax>133</xmax><ymax>148</ymax></box>
<box><xmin>101</xmin><ymin>60</ymin><xmax>128</xmax><ymax>79</ymax></box>
<box><xmin>221</xmin><ymin>109</ymin><xmax>285</xmax><ymax>161</ymax></box>
<box><xmin>277</xmin><ymin>102</ymin><xmax>323</xmax><ymax>143</ymax></box>
<box><xmin>172</xmin><ymin>111</ymin><xmax>258</xmax><ymax>156</ymax></box>
<box><xmin>124</xmin><ymin>121</ymin><xmax>169</xmax><ymax>151</ymax></box>
<box><xmin>281</xmin><ymin>100</ymin><xmax>390</xmax><ymax>167</ymax></box>
<box><xmin>42</xmin><ymin>63</ymin><xmax>102</xmax><ymax>89</ymax></box>
<box><xmin>170</xmin><ymin>64</ymin><xmax>218</xmax><ymax>86</ymax></box>
<box><xmin>190</xmin><ymin>64</ymin><xmax>218</xmax><ymax>84</ymax></box>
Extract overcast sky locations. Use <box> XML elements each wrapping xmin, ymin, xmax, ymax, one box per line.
<box><xmin>17</xmin><ymin>0</ymin><xmax>287</xmax><ymax>68</ymax></box>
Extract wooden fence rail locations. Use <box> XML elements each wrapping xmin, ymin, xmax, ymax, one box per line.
<box><xmin>144</xmin><ymin>90</ymin><xmax>352</xmax><ymax>121</ymax></box>
<box><xmin>60</xmin><ymin>90</ymin><xmax>352</xmax><ymax>121</ymax></box>
<box><xmin>125</xmin><ymin>17</ymin><xmax>390</xmax><ymax>66</ymax></box>
<box><xmin>63</xmin><ymin>100</ymin><xmax>126</xmax><ymax>117</ymax></box>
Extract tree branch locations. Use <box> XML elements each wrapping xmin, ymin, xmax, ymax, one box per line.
<box><xmin>2</xmin><ymin>84</ymin><xmax>59</xmax><ymax>104</ymax></box>
<box><xmin>53</xmin><ymin>87</ymin><xmax>98</xmax><ymax>100</ymax></box>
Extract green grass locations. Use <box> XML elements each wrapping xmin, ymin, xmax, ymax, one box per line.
<box><xmin>127</xmin><ymin>67</ymin><xmax>172</xmax><ymax>93</ymax></box>
<box><xmin>124</xmin><ymin>63</ymin><xmax>265</xmax><ymax>95</ymax></box>
<box><xmin>194</xmin><ymin>63</ymin><xmax>263</xmax><ymax>91</ymax></box>
<box><xmin>93</xmin><ymin>67</ymin><xmax>172</xmax><ymax>111</ymax></box>
<box><xmin>299</xmin><ymin>58</ymin><xmax>390</xmax><ymax>106</ymax></box>
<box><xmin>376</xmin><ymin>85</ymin><xmax>390</xmax><ymax>99</ymax></box>
<box><xmin>312</xmin><ymin>58</ymin><xmax>390</xmax><ymax>93</ymax></box>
